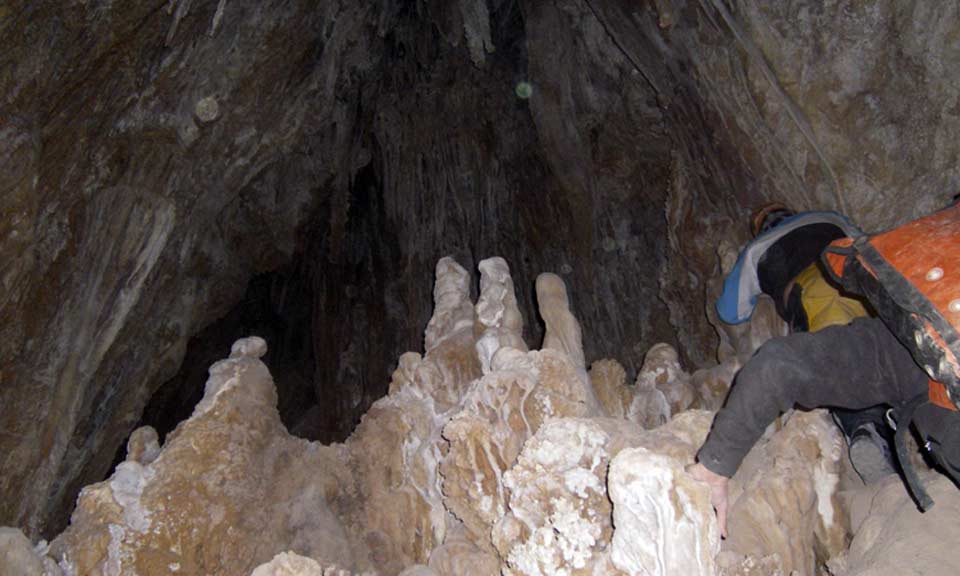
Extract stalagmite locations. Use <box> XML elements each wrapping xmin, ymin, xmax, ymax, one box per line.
<box><xmin>626</xmin><ymin>369</ymin><xmax>670</xmax><ymax>430</ymax></box>
<box><xmin>124</xmin><ymin>426</ymin><xmax>161</xmax><ymax>465</ymax></box>
<box><xmin>424</xmin><ymin>258</ymin><xmax>474</xmax><ymax>355</ymax></box>
<box><xmin>588</xmin><ymin>359</ymin><xmax>632</xmax><ymax>419</ymax></box>
<box><xmin>474</xmin><ymin>257</ymin><xmax>527</xmax><ymax>374</ymax></box>
<box><xmin>639</xmin><ymin>343</ymin><xmax>696</xmax><ymax>416</ymax></box>
<box><xmin>536</xmin><ymin>273</ymin><xmax>586</xmax><ymax>369</ymax></box>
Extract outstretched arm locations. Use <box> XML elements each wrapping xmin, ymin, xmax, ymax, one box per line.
<box><xmin>690</xmin><ymin>318</ymin><xmax>927</xmax><ymax>537</ymax></box>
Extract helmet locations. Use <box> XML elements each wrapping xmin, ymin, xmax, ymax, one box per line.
<box><xmin>750</xmin><ymin>202</ymin><xmax>795</xmax><ymax>237</ymax></box>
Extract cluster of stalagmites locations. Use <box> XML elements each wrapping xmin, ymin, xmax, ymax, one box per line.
<box><xmin>5</xmin><ymin>255</ymin><xmax>952</xmax><ymax>576</ymax></box>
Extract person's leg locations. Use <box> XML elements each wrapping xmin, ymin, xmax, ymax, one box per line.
<box><xmin>834</xmin><ymin>406</ymin><xmax>897</xmax><ymax>483</ymax></box>
<box><xmin>699</xmin><ymin>317</ymin><xmax>927</xmax><ymax>478</ymax></box>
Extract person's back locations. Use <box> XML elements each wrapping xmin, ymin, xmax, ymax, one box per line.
<box><xmin>716</xmin><ymin>203</ymin><xmax>894</xmax><ymax>483</ymax></box>
<box><xmin>692</xmin><ymin>202</ymin><xmax>960</xmax><ymax>537</ymax></box>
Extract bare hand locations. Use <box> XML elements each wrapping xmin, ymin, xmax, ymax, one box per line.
<box><xmin>687</xmin><ymin>462</ymin><xmax>730</xmax><ymax>538</ymax></box>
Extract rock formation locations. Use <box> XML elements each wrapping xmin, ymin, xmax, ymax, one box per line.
<box><xmin>720</xmin><ymin>410</ymin><xmax>848</xmax><ymax>576</ymax></box>
<box><xmin>829</xmin><ymin>474</ymin><xmax>960</xmax><ymax>576</ymax></box>
<box><xmin>536</xmin><ymin>273</ymin><xmax>586</xmax><ymax>370</ymax></box>
<box><xmin>45</xmin><ymin>336</ymin><xmax>369</xmax><ymax>575</ymax></box>
<box><xmin>474</xmin><ymin>257</ymin><xmax>528</xmax><ymax>374</ymax></box>
<box><xmin>628</xmin><ymin>343</ymin><xmax>696</xmax><ymax>429</ymax></box>
<box><xmin>6</xmin><ymin>256</ymin><xmax>890</xmax><ymax>575</ymax></box>
<box><xmin>589</xmin><ymin>359</ymin><xmax>632</xmax><ymax>419</ymax></box>
<box><xmin>7</xmin><ymin>0</ymin><xmax>960</xmax><ymax>540</ymax></box>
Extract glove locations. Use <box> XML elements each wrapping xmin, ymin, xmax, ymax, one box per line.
<box><xmin>687</xmin><ymin>462</ymin><xmax>730</xmax><ymax>538</ymax></box>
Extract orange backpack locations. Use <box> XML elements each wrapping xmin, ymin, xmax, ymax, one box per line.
<box><xmin>824</xmin><ymin>203</ymin><xmax>960</xmax><ymax>413</ymax></box>
<box><xmin>823</xmin><ymin>203</ymin><xmax>960</xmax><ymax>510</ymax></box>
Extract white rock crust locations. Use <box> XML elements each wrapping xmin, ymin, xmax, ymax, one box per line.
<box><xmin>608</xmin><ymin>447</ymin><xmax>719</xmax><ymax>576</ymax></box>
<box><xmin>475</xmin><ymin>257</ymin><xmax>527</xmax><ymax>373</ymax></box>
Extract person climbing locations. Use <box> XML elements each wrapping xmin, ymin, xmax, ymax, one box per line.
<box><xmin>691</xmin><ymin>201</ymin><xmax>960</xmax><ymax>538</ymax></box>
<box><xmin>716</xmin><ymin>202</ymin><xmax>896</xmax><ymax>484</ymax></box>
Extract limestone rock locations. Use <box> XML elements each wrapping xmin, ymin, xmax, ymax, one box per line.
<box><xmin>493</xmin><ymin>412</ymin><xmax>715</xmax><ymax>575</ymax></box>
<box><xmin>829</xmin><ymin>474</ymin><xmax>960</xmax><ymax>576</ymax></box>
<box><xmin>608</xmin><ymin>448</ymin><xmax>719</xmax><ymax>576</ymax></box>
<box><xmin>589</xmin><ymin>359</ymin><xmax>632</xmax><ymax>419</ymax></box>
<box><xmin>440</xmin><ymin>349</ymin><xmax>594</xmax><ymax>549</ymax></box>
<box><xmin>48</xmin><ymin>338</ymin><xmax>369</xmax><ymax>576</ymax></box>
<box><xmin>0</xmin><ymin>527</ymin><xmax>61</xmax><ymax>576</ymax></box>
<box><xmin>722</xmin><ymin>410</ymin><xmax>848</xmax><ymax>576</ymax></box>
<box><xmin>475</xmin><ymin>257</ymin><xmax>528</xmax><ymax>374</ymax></box>
<box><xmin>493</xmin><ymin>418</ymin><xmax>622</xmax><ymax>575</ymax></box>
<box><xmin>346</xmin><ymin>385</ymin><xmax>448</xmax><ymax>574</ymax></box>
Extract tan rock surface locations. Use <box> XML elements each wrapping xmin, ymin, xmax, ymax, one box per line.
<box><xmin>589</xmin><ymin>359</ymin><xmax>632</xmax><ymax>419</ymax></box>
<box><xmin>829</xmin><ymin>473</ymin><xmax>960</xmax><ymax>576</ymax></box>
<box><xmin>721</xmin><ymin>410</ymin><xmax>847</xmax><ymax>576</ymax></box>
<box><xmin>48</xmin><ymin>337</ymin><xmax>368</xmax><ymax>576</ymax></box>
<box><xmin>0</xmin><ymin>527</ymin><xmax>61</xmax><ymax>576</ymax></box>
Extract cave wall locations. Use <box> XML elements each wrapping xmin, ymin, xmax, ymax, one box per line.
<box><xmin>3</xmin><ymin>0</ymin><xmax>960</xmax><ymax>539</ymax></box>
<box><xmin>1</xmin><ymin>0</ymin><xmax>385</xmax><ymax>536</ymax></box>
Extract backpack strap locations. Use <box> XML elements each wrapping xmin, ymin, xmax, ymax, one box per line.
<box><xmin>893</xmin><ymin>392</ymin><xmax>935</xmax><ymax>511</ymax></box>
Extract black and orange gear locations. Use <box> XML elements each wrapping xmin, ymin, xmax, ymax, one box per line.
<box><xmin>823</xmin><ymin>202</ymin><xmax>960</xmax><ymax>510</ymax></box>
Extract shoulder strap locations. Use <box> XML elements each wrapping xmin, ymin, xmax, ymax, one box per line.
<box><xmin>893</xmin><ymin>393</ymin><xmax>935</xmax><ymax>511</ymax></box>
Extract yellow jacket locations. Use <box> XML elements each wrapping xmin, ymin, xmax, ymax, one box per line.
<box><xmin>794</xmin><ymin>263</ymin><xmax>868</xmax><ymax>332</ymax></box>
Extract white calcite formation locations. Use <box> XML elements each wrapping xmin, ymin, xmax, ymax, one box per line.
<box><xmin>536</xmin><ymin>273</ymin><xmax>586</xmax><ymax>370</ymax></box>
<box><xmin>628</xmin><ymin>342</ymin><xmax>695</xmax><ymax>429</ymax></box>
<box><xmin>474</xmin><ymin>257</ymin><xmax>528</xmax><ymax>374</ymax></box>
<box><xmin>492</xmin><ymin>412</ymin><xmax>719</xmax><ymax>576</ymax></box>
<box><xmin>18</xmin><ymin>256</ymin><xmax>871</xmax><ymax>576</ymax></box>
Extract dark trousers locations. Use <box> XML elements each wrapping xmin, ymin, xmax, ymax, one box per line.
<box><xmin>698</xmin><ymin>317</ymin><xmax>928</xmax><ymax>477</ymax></box>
